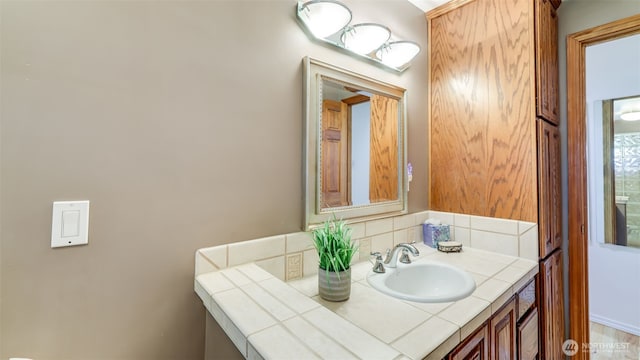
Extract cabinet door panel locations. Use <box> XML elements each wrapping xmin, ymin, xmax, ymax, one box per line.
<box><xmin>535</xmin><ymin>0</ymin><xmax>559</xmax><ymax>124</ymax></box>
<box><xmin>518</xmin><ymin>308</ymin><xmax>539</xmax><ymax>360</ymax></box>
<box><xmin>427</xmin><ymin>0</ymin><xmax>537</xmax><ymax>222</ymax></box>
<box><xmin>490</xmin><ymin>298</ymin><xmax>516</xmax><ymax>360</ymax></box>
<box><xmin>537</xmin><ymin>119</ymin><xmax>562</xmax><ymax>258</ymax></box>
<box><xmin>539</xmin><ymin>250</ymin><xmax>565</xmax><ymax>360</ymax></box>
<box><xmin>450</xmin><ymin>324</ymin><xmax>489</xmax><ymax>360</ymax></box>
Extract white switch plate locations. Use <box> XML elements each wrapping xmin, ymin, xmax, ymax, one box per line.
<box><xmin>51</xmin><ymin>200</ymin><xmax>89</xmax><ymax>248</ymax></box>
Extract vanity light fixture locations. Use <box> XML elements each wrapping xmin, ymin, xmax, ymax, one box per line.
<box><xmin>297</xmin><ymin>0</ymin><xmax>352</xmax><ymax>38</ymax></box>
<box><xmin>342</xmin><ymin>23</ymin><xmax>391</xmax><ymax>55</ymax></box>
<box><xmin>296</xmin><ymin>0</ymin><xmax>421</xmax><ymax>72</ymax></box>
<box><xmin>376</xmin><ymin>41</ymin><xmax>421</xmax><ymax>69</ymax></box>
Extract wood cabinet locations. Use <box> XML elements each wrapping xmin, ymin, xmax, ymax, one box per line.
<box><xmin>427</xmin><ymin>0</ymin><xmax>564</xmax><ymax>358</ymax></box>
<box><xmin>535</xmin><ymin>0</ymin><xmax>560</xmax><ymax>124</ymax></box>
<box><xmin>537</xmin><ymin>119</ymin><xmax>562</xmax><ymax>259</ymax></box>
<box><xmin>518</xmin><ymin>308</ymin><xmax>539</xmax><ymax>360</ymax></box>
<box><xmin>427</xmin><ymin>0</ymin><xmax>538</xmax><ymax>222</ymax></box>
<box><xmin>449</xmin><ymin>323</ymin><xmax>489</xmax><ymax>360</ymax></box>
<box><xmin>427</xmin><ymin>0</ymin><xmax>562</xmax><ymax>221</ymax></box>
<box><xmin>490</xmin><ymin>299</ymin><xmax>517</xmax><ymax>360</ymax></box>
<box><xmin>540</xmin><ymin>249</ymin><xmax>565</xmax><ymax>360</ymax></box>
<box><xmin>447</xmin><ymin>297</ymin><xmax>518</xmax><ymax>360</ymax></box>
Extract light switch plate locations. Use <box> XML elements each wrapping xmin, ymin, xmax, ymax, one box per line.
<box><xmin>51</xmin><ymin>200</ymin><xmax>89</xmax><ymax>248</ymax></box>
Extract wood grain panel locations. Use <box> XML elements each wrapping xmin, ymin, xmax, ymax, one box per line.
<box><xmin>537</xmin><ymin>119</ymin><xmax>562</xmax><ymax>258</ymax></box>
<box><xmin>449</xmin><ymin>323</ymin><xmax>489</xmax><ymax>360</ymax></box>
<box><xmin>516</xmin><ymin>278</ymin><xmax>536</xmax><ymax>320</ymax></box>
<box><xmin>370</xmin><ymin>94</ymin><xmax>398</xmax><ymax>203</ymax></box>
<box><xmin>322</xmin><ymin>100</ymin><xmax>348</xmax><ymax>207</ymax></box>
<box><xmin>518</xmin><ymin>308</ymin><xmax>539</xmax><ymax>360</ymax></box>
<box><xmin>535</xmin><ymin>0</ymin><xmax>559</xmax><ymax>124</ymax></box>
<box><xmin>490</xmin><ymin>297</ymin><xmax>517</xmax><ymax>360</ymax></box>
<box><xmin>540</xmin><ymin>249</ymin><xmax>565</xmax><ymax>360</ymax></box>
<box><xmin>428</xmin><ymin>0</ymin><xmax>537</xmax><ymax>222</ymax></box>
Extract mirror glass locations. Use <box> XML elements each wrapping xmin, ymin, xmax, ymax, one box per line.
<box><xmin>303</xmin><ymin>57</ymin><xmax>407</xmax><ymax>229</ymax></box>
<box><xmin>603</xmin><ymin>94</ymin><xmax>640</xmax><ymax>249</ymax></box>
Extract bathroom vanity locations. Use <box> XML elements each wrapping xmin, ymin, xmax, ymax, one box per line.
<box><xmin>194</xmin><ymin>242</ymin><xmax>538</xmax><ymax>359</ymax></box>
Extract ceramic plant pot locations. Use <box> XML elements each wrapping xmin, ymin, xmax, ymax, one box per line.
<box><xmin>318</xmin><ymin>267</ymin><xmax>351</xmax><ymax>302</ymax></box>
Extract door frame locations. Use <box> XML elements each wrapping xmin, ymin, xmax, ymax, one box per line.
<box><xmin>566</xmin><ymin>14</ymin><xmax>640</xmax><ymax>360</ymax></box>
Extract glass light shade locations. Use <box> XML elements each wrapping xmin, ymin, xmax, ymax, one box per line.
<box><xmin>621</xmin><ymin>111</ymin><xmax>640</xmax><ymax>121</ymax></box>
<box><xmin>376</xmin><ymin>41</ymin><xmax>421</xmax><ymax>69</ymax></box>
<box><xmin>341</xmin><ymin>23</ymin><xmax>391</xmax><ymax>55</ymax></box>
<box><xmin>299</xmin><ymin>0</ymin><xmax>352</xmax><ymax>38</ymax></box>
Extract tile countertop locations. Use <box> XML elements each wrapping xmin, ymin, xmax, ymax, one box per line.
<box><xmin>194</xmin><ymin>243</ymin><xmax>538</xmax><ymax>360</ymax></box>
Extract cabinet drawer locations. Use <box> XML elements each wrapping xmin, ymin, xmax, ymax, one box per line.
<box><xmin>517</xmin><ymin>278</ymin><xmax>536</xmax><ymax>320</ymax></box>
<box><xmin>518</xmin><ymin>308</ymin><xmax>539</xmax><ymax>360</ymax></box>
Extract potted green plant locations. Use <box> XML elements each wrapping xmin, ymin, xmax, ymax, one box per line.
<box><xmin>312</xmin><ymin>216</ymin><xmax>358</xmax><ymax>302</ymax></box>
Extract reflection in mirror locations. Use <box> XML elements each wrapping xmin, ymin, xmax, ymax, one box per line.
<box><xmin>320</xmin><ymin>79</ymin><xmax>399</xmax><ymax>208</ymax></box>
<box><xmin>303</xmin><ymin>57</ymin><xmax>407</xmax><ymax>229</ymax></box>
<box><xmin>603</xmin><ymin>94</ymin><xmax>640</xmax><ymax>249</ymax></box>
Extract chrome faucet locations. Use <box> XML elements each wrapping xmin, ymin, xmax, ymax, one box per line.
<box><xmin>384</xmin><ymin>243</ymin><xmax>420</xmax><ymax>268</ymax></box>
<box><xmin>370</xmin><ymin>252</ymin><xmax>386</xmax><ymax>273</ymax></box>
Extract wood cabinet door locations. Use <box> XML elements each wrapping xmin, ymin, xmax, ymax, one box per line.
<box><xmin>427</xmin><ymin>0</ymin><xmax>537</xmax><ymax>222</ymax></box>
<box><xmin>450</xmin><ymin>324</ymin><xmax>489</xmax><ymax>360</ymax></box>
<box><xmin>537</xmin><ymin>119</ymin><xmax>562</xmax><ymax>259</ymax></box>
<box><xmin>490</xmin><ymin>298</ymin><xmax>517</xmax><ymax>360</ymax></box>
<box><xmin>539</xmin><ymin>249</ymin><xmax>565</xmax><ymax>360</ymax></box>
<box><xmin>321</xmin><ymin>99</ymin><xmax>349</xmax><ymax>207</ymax></box>
<box><xmin>535</xmin><ymin>0</ymin><xmax>560</xmax><ymax>125</ymax></box>
<box><xmin>518</xmin><ymin>308</ymin><xmax>539</xmax><ymax>360</ymax></box>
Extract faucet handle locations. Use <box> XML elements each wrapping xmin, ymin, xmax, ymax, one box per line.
<box><xmin>399</xmin><ymin>248</ymin><xmax>412</xmax><ymax>264</ymax></box>
<box><xmin>370</xmin><ymin>252</ymin><xmax>386</xmax><ymax>273</ymax></box>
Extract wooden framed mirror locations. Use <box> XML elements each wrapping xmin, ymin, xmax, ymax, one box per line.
<box><xmin>302</xmin><ymin>57</ymin><xmax>407</xmax><ymax>229</ymax></box>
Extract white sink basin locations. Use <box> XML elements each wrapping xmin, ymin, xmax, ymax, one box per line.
<box><xmin>366</xmin><ymin>261</ymin><xmax>476</xmax><ymax>303</ymax></box>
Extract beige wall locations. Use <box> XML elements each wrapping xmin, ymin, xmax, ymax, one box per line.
<box><xmin>0</xmin><ymin>1</ymin><xmax>429</xmax><ymax>358</ymax></box>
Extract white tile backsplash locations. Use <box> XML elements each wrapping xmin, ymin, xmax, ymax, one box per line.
<box><xmin>303</xmin><ymin>249</ymin><xmax>319</xmax><ymax>277</ymax></box>
<box><xmin>365</xmin><ymin>217</ymin><xmax>394</xmax><ymax>236</ymax></box>
<box><xmin>519</xmin><ymin>226</ymin><xmax>539</xmax><ymax>261</ymax></box>
<box><xmin>470</xmin><ymin>230</ymin><xmax>519</xmax><ymax>257</ymax></box>
<box><xmin>427</xmin><ymin>211</ymin><xmax>455</xmax><ymax>225</ymax></box>
<box><xmin>454</xmin><ymin>213</ymin><xmax>471</xmax><ymax>228</ymax></box>
<box><xmin>371</xmin><ymin>232</ymin><xmax>394</xmax><ymax>254</ymax></box>
<box><xmin>393</xmin><ymin>214</ymin><xmax>415</xmax><ymax>230</ymax></box>
<box><xmin>518</xmin><ymin>221</ymin><xmax>536</xmax><ymax>234</ymax></box>
<box><xmin>228</xmin><ymin>235</ymin><xmax>285</xmax><ymax>267</ymax></box>
<box><xmin>196</xmin><ymin>210</ymin><xmax>539</xmax><ymax>280</ymax></box>
<box><xmin>195</xmin><ymin>252</ymin><xmax>218</xmax><ymax>276</ymax></box>
<box><xmin>199</xmin><ymin>245</ymin><xmax>227</xmax><ymax>270</ymax></box>
<box><xmin>413</xmin><ymin>211</ymin><xmax>430</xmax><ymax>225</ymax></box>
<box><xmin>454</xmin><ymin>226</ymin><xmax>471</xmax><ymax>247</ymax></box>
<box><xmin>470</xmin><ymin>216</ymin><xmax>519</xmax><ymax>235</ymax></box>
<box><xmin>349</xmin><ymin>222</ymin><xmax>366</xmax><ymax>239</ymax></box>
<box><xmin>393</xmin><ymin>229</ymin><xmax>408</xmax><ymax>246</ymax></box>
<box><xmin>286</xmin><ymin>232</ymin><xmax>314</xmax><ymax>253</ymax></box>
